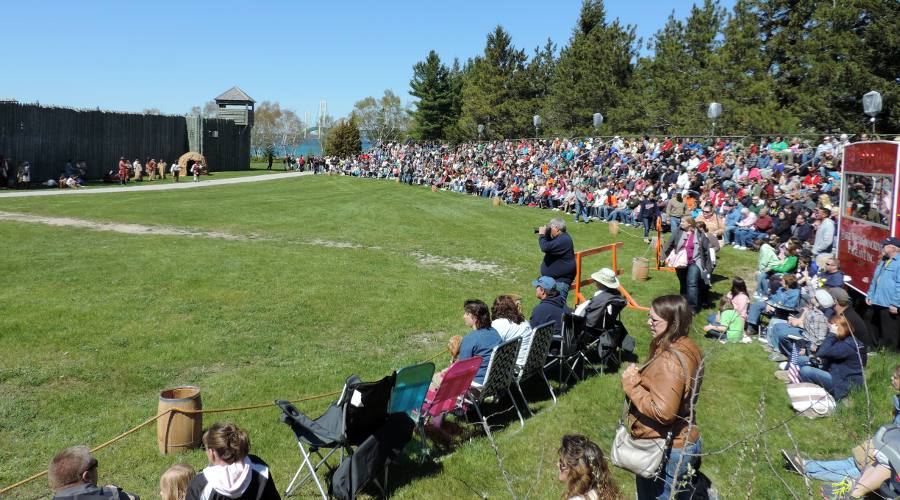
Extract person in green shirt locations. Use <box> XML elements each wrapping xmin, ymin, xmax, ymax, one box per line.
<box><xmin>704</xmin><ymin>296</ymin><xmax>748</xmax><ymax>343</ymax></box>
<box><xmin>769</xmin><ymin>136</ymin><xmax>788</xmax><ymax>153</ymax></box>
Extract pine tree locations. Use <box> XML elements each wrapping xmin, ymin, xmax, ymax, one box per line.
<box><xmin>409</xmin><ymin>51</ymin><xmax>454</xmax><ymax>140</ymax></box>
<box><xmin>545</xmin><ymin>0</ymin><xmax>637</xmax><ymax>135</ymax></box>
<box><xmin>459</xmin><ymin>26</ymin><xmax>528</xmax><ymax>139</ymax></box>
<box><xmin>711</xmin><ymin>0</ymin><xmax>796</xmax><ymax>134</ymax></box>
<box><xmin>792</xmin><ymin>1</ymin><xmax>899</xmax><ymax>133</ymax></box>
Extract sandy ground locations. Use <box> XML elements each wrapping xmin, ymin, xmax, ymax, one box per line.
<box><xmin>0</xmin><ymin>170</ymin><xmax>311</xmax><ymax>198</ymax></box>
<box><xmin>0</xmin><ymin>210</ymin><xmax>504</xmax><ymax>275</ymax></box>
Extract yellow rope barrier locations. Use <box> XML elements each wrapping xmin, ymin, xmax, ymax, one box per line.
<box><xmin>0</xmin><ymin>348</ymin><xmax>450</xmax><ymax>495</ymax></box>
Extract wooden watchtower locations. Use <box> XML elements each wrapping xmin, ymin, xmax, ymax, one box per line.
<box><xmin>214</xmin><ymin>86</ymin><xmax>255</xmax><ymax>126</ymax></box>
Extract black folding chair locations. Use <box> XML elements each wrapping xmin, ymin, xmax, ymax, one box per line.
<box><xmin>544</xmin><ymin>312</ymin><xmax>585</xmax><ymax>388</ymax></box>
<box><xmin>580</xmin><ymin>295</ymin><xmax>629</xmax><ymax>373</ymax></box>
<box><xmin>277</xmin><ymin>373</ymin><xmax>396</xmax><ymax>499</ymax></box>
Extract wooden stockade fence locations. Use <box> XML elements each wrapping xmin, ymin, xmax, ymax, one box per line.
<box><xmin>0</xmin><ymin>102</ymin><xmax>250</xmax><ymax>183</ymax></box>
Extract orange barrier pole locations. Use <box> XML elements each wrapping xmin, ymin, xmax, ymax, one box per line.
<box><xmin>619</xmin><ymin>285</ymin><xmax>650</xmax><ymax>311</ymax></box>
<box><xmin>656</xmin><ymin>216</ymin><xmax>676</xmax><ymax>273</ymax></box>
<box><xmin>574</xmin><ymin>250</ymin><xmax>583</xmax><ymax>305</ymax></box>
<box><xmin>611</xmin><ymin>244</ymin><xmax>618</xmax><ymax>274</ymax></box>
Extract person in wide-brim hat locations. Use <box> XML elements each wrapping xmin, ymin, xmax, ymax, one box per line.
<box><xmin>591</xmin><ymin>268</ymin><xmax>620</xmax><ymax>289</ymax></box>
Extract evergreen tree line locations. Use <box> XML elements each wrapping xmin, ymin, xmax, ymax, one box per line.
<box><xmin>407</xmin><ymin>0</ymin><xmax>899</xmax><ymax>141</ymax></box>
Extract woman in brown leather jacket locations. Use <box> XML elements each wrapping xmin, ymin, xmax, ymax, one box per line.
<box><xmin>621</xmin><ymin>295</ymin><xmax>704</xmax><ymax>499</ymax></box>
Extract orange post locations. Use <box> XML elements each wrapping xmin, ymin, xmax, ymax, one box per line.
<box><xmin>655</xmin><ymin>216</ymin><xmax>676</xmax><ymax>273</ymax></box>
<box><xmin>572</xmin><ymin>242</ymin><xmax>648</xmax><ymax>311</ymax></box>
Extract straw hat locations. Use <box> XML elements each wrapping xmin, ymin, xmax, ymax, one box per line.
<box><xmin>591</xmin><ymin>268</ymin><xmax>620</xmax><ymax>289</ymax></box>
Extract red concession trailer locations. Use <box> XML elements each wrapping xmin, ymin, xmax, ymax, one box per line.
<box><xmin>838</xmin><ymin>141</ymin><xmax>900</xmax><ymax>294</ymax></box>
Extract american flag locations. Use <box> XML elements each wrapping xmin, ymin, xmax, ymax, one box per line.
<box><xmin>788</xmin><ymin>343</ymin><xmax>801</xmax><ymax>384</ymax></box>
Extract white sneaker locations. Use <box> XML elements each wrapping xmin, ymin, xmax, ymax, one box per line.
<box><xmin>741</xmin><ymin>336</ymin><xmax>753</xmax><ymax>344</ymax></box>
<box><xmin>778</xmin><ymin>361</ymin><xmax>788</xmax><ymax>370</ymax></box>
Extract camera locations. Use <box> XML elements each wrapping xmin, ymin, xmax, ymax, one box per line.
<box><xmin>533</xmin><ymin>227</ymin><xmax>541</xmax><ymax>234</ymax></box>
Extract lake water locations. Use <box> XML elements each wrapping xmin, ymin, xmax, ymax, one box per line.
<box><xmin>272</xmin><ymin>138</ymin><xmax>373</xmax><ymax>157</ymax></box>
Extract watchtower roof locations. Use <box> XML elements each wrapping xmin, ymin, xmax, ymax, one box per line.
<box><xmin>214</xmin><ymin>86</ymin><xmax>255</xmax><ymax>104</ymax></box>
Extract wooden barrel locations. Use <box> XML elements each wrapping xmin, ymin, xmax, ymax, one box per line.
<box><xmin>632</xmin><ymin>257</ymin><xmax>650</xmax><ymax>282</ymax></box>
<box><xmin>608</xmin><ymin>221</ymin><xmax>619</xmax><ymax>235</ymax></box>
<box><xmin>491</xmin><ymin>196</ymin><xmax>501</xmax><ymax>207</ymax></box>
<box><xmin>157</xmin><ymin>386</ymin><xmax>202</xmax><ymax>454</ymax></box>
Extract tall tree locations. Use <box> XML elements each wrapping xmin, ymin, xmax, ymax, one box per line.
<box><xmin>545</xmin><ymin>0</ymin><xmax>637</xmax><ymax>135</ymax></box>
<box><xmin>791</xmin><ymin>1</ymin><xmax>899</xmax><ymax>133</ymax></box>
<box><xmin>710</xmin><ymin>0</ymin><xmax>795</xmax><ymax>134</ymax></box>
<box><xmin>409</xmin><ymin>51</ymin><xmax>454</xmax><ymax>140</ymax></box>
<box><xmin>459</xmin><ymin>26</ymin><xmax>529</xmax><ymax>139</ymax></box>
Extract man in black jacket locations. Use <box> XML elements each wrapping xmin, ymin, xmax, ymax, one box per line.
<box><xmin>530</xmin><ymin>276</ymin><xmax>570</xmax><ymax>336</ymax></box>
<box><xmin>537</xmin><ymin>217</ymin><xmax>576</xmax><ymax>300</ymax></box>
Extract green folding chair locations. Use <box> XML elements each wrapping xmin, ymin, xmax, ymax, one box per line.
<box><xmin>387</xmin><ymin>361</ymin><xmax>436</xmax><ymax>459</ymax></box>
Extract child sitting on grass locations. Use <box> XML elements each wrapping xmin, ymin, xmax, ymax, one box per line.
<box><xmin>704</xmin><ymin>296</ymin><xmax>749</xmax><ymax>343</ymax></box>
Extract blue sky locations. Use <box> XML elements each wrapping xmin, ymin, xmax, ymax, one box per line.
<box><xmin>5</xmin><ymin>0</ymin><xmax>735</xmax><ymax>120</ymax></box>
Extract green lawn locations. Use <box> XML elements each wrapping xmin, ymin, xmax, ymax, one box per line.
<box><xmin>0</xmin><ymin>176</ymin><xmax>895</xmax><ymax>499</ymax></box>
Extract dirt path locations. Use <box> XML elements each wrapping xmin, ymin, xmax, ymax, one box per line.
<box><xmin>0</xmin><ymin>171</ymin><xmax>312</xmax><ymax>198</ymax></box>
<box><xmin>0</xmin><ymin>210</ymin><xmax>505</xmax><ymax>275</ymax></box>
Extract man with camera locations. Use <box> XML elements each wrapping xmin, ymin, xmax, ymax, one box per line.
<box><xmin>536</xmin><ymin>217</ymin><xmax>576</xmax><ymax>300</ymax></box>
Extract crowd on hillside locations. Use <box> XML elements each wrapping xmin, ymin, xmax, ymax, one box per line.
<box><xmin>20</xmin><ymin>134</ymin><xmax>900</xmax><ymax>499</ymax></box>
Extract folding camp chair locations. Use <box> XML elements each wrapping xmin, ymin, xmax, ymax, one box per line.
<box><xmin>545</xmin><ymin>312</ymin><xmax>585</xmax><ymax>388</ymax></box>
<box><xmin>387</xmin><ymin>362</ymin><xmax>435</xmax><ymax>455</ymax></box>
<box><xmin>466</xmin><ymin>338</ymin><xmax>524</xmax><ymax>437</ymax></box>
<box><xmin>512</xmin><ymin>321</ymin><xmax>557</xmax><ymax>414</ymax></box>
<box><xmin>277</xmin><ymin>373</ymin><xmax>396</xmax><ymax>499</ymax></box>
<box><xmin>417</xmin><ymin>356</ymin><xmax>482</xmax><ymax>454</ymax></box>
<box><xmin>388</xmin><ymin>362</ymin><xmax>436</xmax><ymax>415</ymax></box>
<box><xmin>579</xmin><ymin>295</ymin><xmax>629</xmax><ymax>373</ymax></box>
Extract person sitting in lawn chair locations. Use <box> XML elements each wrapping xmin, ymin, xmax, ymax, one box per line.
<box><xmin>574</xmin><ymin>268</ymin><xmax>632</xmax><ymax>360</ymax></box>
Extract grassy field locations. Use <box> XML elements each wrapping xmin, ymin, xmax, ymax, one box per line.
<box><xmin>0</xmin><ymin>176</ymin><xmax>896</xmax><ymax>499</ymax></box>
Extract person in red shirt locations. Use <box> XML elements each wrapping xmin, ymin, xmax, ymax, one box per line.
<box><xmin>803</xmin><ymin>172</ymin><xmax>821</xmax><ymax>186</ymax></box>
<box><xmin>117</xmin><ymin>157</ymin><xmax>129</xmax><ymax>185</ymax></box>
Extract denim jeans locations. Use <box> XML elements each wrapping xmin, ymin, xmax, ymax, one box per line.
<box><xmin>768</xmin><ymin>323</ymin><xmax>804</xmax><ymax>354</ymax></box>
<box><xmin>574</xmin><ymin>201</ymin><xmax>590</xmax><ymax>223</ymax></box>
<box><xmin>804</xmin><ymin>457</ymin><xmax>860</xmax><ymax>483</ymax></box>
<box><xmin>800</xmin><ymin>365</ymin><xmax>834</xmax><ymax>393</ymax></box>
<box><xmin>635</xmin><ymin>439</ymin><xmax>703</xmax><ymax>500</ymax></box>
<box><xmin>747</xmin><ymin>301</ymin><xmax>767</xmax><ymax>327</ymax></box>
<box><xmin>556</xmin><ymin>281</ymin><xmax>570</xmax><ymax>302</ymax></box>
<box><xmin>756</xmin><ymin>271</ymin><xmax>771</xmax><ymax>297</ymax></box>
<box><xmin>676</xmin><ymin>264</ymin><xmax>701</xmax><ymax>313</ymax></box>
<box><xmin>642</xmin><ymin>217</ymin><xmax>653</xmax><ymax>237</ymax></box>
<box><xmin>669</xmin><ymin>216</ymin><xmax>681</xmax><ymax>233</ymax></box>
<box><xmin>723</xmin><ymin>226</ymin><xmax>736</xmax><ymax>245</ymax></box>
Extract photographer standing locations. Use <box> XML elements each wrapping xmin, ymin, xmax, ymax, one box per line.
<box><xmin>538</xmin><ymin>217</ymin><xmax>576</xmax><ymax>300</ymax></box>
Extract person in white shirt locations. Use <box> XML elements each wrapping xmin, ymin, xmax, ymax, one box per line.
<box><xmin>490</xmin><ymin>294</ymin><xmax>533</xmax><ymax>368</ymax></box>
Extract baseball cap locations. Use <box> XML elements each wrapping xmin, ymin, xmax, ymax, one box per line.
<box><xmin>881</xmin><ymin>237</ymin><xmax>900</xmax><ymax>247</ymax></box>
<box><xmin>814</xmin><ymin>289</ymin><xmax>835</xmax><ymax>309</ymax></box>
<box><xmin>828</xmin><ymin>287</ymin><xmax>850</xmax><ymax>306</ymax></box>
<box><xmin>532</xmin><ymin>276</ymin><xmax>557</xmax><ymax>291</ymax></box>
